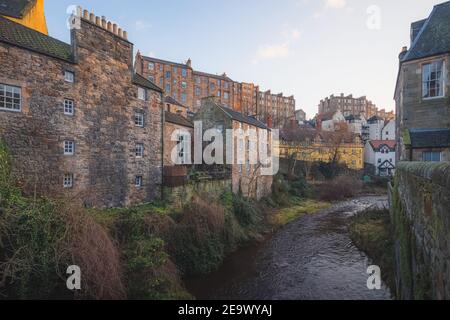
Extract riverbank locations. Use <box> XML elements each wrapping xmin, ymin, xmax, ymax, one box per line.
<box><xmin>349</xmin><ymin>207</ymin><xmax>396</xmax><ymax>293</ymax></box>
<box><xmin>186</xmin><ymin>196</ymin><xmax>392</xmax><ymax>300</ymax></box>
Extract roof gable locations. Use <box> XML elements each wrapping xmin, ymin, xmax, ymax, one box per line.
<box><xmin>403</xmin><ymin>1</ymin><xmax>450</xmax><ymax>62</ymax></box>
<box><xmin>132</xmin><ymin>73</ymin><xmax>163</xmax><ymax>93</ymax></box>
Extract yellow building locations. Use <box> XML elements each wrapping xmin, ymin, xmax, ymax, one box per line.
<box><xmin>0</xmin><ymin>0</ymin><xmax>48</xmax><ymax>35</ymax></box>
<box><xmin>277</xmin><ymin>129</ymin><xmax>365</xmax><ymax>170</ymax></box>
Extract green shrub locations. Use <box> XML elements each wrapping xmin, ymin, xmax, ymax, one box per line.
<box><xmin>232</xmin><ymin>192</ymin><xmax>261</xmax><ymax>227</ymax></box>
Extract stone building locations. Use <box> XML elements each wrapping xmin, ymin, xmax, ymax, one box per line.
<box><xmin>279</xmin><ymin>126</ymin><xmax>365</xmax><ymax>171</ymax></box>
<box><xmin>395</xmin><ymin>1</ymin><xmax>450</xmax><ymax>162</ymax></box>
<box><xmin>318</xmin><ymin>93</ymin><xmax>381</xmax><ymax>120</ymax></box>
<box><xmin>0</xmin><ymin>0</ymin><xmax>48</xmax><ymax>35</ymax></box>
<box><xmin>194</xmin><ymin>97</ymin><xmax>273</xmax><ymax>200</ymax></box>
<box><xmin>295</xmin><ymin>109</ymin><xmax>306</xmax><ymax>124</ymax></box>
<box><xmin>135</xmin><ymin>54</ymin><xmax>295</xmax><ymax>128</ymax></box>
<box><xmin>163</xmin><ymin>111</ymin><xmax>194</xmax><ymax>167</ymax></box>
<box><xmin>0</xmin><ymin>7</ymin><xmax>164</xmax><ymax>208</ymax></box>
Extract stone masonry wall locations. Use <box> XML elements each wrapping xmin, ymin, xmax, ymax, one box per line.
<box><xmin>390</xmin><ymin>162</ymin><xmax>450</xmax><ymax>300</ymax></box>
<box><xmin>0</xmin><ymin>17</ymin><xmax>163</xmax><ymax>208</ymax></box>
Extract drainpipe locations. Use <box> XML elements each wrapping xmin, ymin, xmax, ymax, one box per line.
<box><xmin>161</xmin><ymin>92</ymin><xmax>165</xmax><ymax>200</ymax></box>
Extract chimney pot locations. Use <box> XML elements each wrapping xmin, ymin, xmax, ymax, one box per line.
<box><xmin>95</xmin><ymin>16</ymin><xmax>101</xmax><ymax>26</ymax></box>
<box><xmin>113</xmin><ymin>24</ymin><xmax>118</xmax><ymax>35</ymax></box>
<box><xmin>89</xmin><ymin>13</ymin><xmax>95</xmax><ymax>23</ymax></box>
<box><xmin>107</xmin><ymin>21</ymin><xmax>113</xmax><ymax>32</ymax></box>
<box><xmin>123</xmin><ymin>31</ymin><xmax>128</xmax><ymax>40</ymax></box>
<box><xmin>83</xmin><ymin>10</ymin><xmax>89</xmax><ymax>19</ymax></box>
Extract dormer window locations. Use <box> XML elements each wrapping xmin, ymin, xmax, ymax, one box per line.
<box><xmin>422</xmin><ymin>60</ymin><xmax>444</xmax><ymax>99</ymax></box>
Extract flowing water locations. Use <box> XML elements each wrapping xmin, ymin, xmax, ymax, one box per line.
<box><xmin>186</xmin><ymin>196</ymin><xmax>393</xmax><ymax>300</ymax></box>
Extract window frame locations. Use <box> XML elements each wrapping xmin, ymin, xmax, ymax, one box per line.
<box><xmin>422</xmin><ymin>60</ymin><xmax>445</xmax><ymax>100</ymax></box>
<box><xmin>64</xmin><ymin>140</ymin><xmax>75</xmax><ymax>155</ymax></box>
<box><xmin>138</xmin><ymin>87</ymin><xmax>147</xmax><ymax>101</ymax></box>
<box><xmin>422</xmin><ymin>151</ymin><xmax>442</xmax><ymax>162</ymax></box>
<box><xmin>0</xmin><ymin>83</ymin><xmax>22</xmax><ymax>112</ymax></box>
<box><xmin>134</xmin><ymin>112</ymin><xmax>144</xmax><ymax>127</ymax></box>
<box><xmin>64</xmin><ymin>98</ymin><xmax>74</xmax><ymax>115</ymax></box>
<box><xmin>64</xmin><ymin>71</ymin><xmax>75</xmax><ymax>83</ymax></box>
<box><xmin>135</xmin><ymin>176</ymin><xmax>143</xmax><ymax>188</ymax></box>
<box><xmin>63</xmin><ymin>174</ymin><xmax>74</xmax><ymax>188</ymax></box>
<box><xmin>135</xmin><ymin>143</ymin><xmax>144</xmax><ymax>158</ymax></box>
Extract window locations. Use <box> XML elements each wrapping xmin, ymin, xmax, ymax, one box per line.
<box><xmin>173</xmin><ymin>66</ymin><xmax>177</xmax><ymax>74</ymax></box>
<box><xmin>217</xmin><ymin>91</ymin><xmax>221</xmax><ymax>97</ymax></box>
<box><xmin>210</xmin><ymin>83</ymin><xmax>216</xmax><ymax>91</ymax></box>
<box><xmin>181</xmin><ymin>93</ymin><xmax>187</xmax><ymax>103</ymax></box>
<box><xmin>423</xmin><ymin>151</ymin><xmax>441</xmax><ymax>162</ymax></box>
<box><xmin>64</xmin><ymin>99</ymin><xmax>74</xmax><ymax>115</ymax></box>
<box><xmin>148</xmin><ymin>76</ymin><xmax>154</xmax><ymax>82</ymax></box>
<box><xmin>135</xmin><ymin>176</ymin><xmax>143</xmax><ymax>187</ymax></box>
<box><xmin>165</xmin><ymin>83</ymin><xmax>171</xmax><ymax>94</ymax></box>
<box><xmin>195</xmin><ymin>76</ymin><xmax>201</xmax><ymax>84</ymax></box>
<box><xmin>195</xmin><ymin>87</ymin><xmax>201</xmax><ymax>96</ymax></box>
<box><xmin>224</xmin><ymin>92</ymin><xmax>229</xmax><ymax>100</ymax></box>
<box><xmin>378</xmin><ymin>159</ymin><xmax>382</xmax><ymax>163</ymax></box>
<box><xmin>0</xmin><ymin>84</ymin><xmax>21</xmax><ymax>111</ymax></box>
<box><xmin>422</xmin><ymin>60</ymin><xmax>444</xmax><ymax>99</ymax></box>
<box><xmin>182</xmin><ymin>69</ymin><xmax>187</xmax><ymax>78</ymax></box>
<box><xmin>138</xmin><ymin>87</ymin><xmax>146</xmax><ymax>101</ymax></box>
<box><xmin>64</xmin><ymin>140</ymin><xmax>75</xmax><ymax>155</ymax></box>
<box><xmin>224</xmin><ymin>82</ymin><xmax>229</xmax><ymax>90</ymax></box>
<box><xmin>64</xmin><ymin>71</ymin><xmax>74</xmax><ymax>83</ymax></box>
<box><xmin>181</xmin><ymin>81</ymin><xmax>187</xmax><ymax>89</ymax></box>
<box><xmin>64</xmin><ymin>174</ymin><xmax>73</xmax><ymax>188</ymax></box>
<box><xmin>135</xmin><ymin>144</ymin><xmax>144</xmax><ymax>158</ymax></box>
<box><xmin>135</xmin><ymin>112</ymin><xmax>144</xmax><ymax>127</ymax></box>
<box><xmin>159</xmin><ymin>78</ymin><xmax>164</xmax><ymax>86</ymax></box>
<box><xmin>159</xmin><ymin>64</ymin><xmax>163</xmax><ymax>72</ymax></box>
<box><xmin>148</xmin><ymin>62</ymin><xmax>155</xmax><ymax>70</ymax></box>
<box><xmin>166</xmin><ymin>71</ymin><xmax>171</xmax><ymax>79</ymax></box>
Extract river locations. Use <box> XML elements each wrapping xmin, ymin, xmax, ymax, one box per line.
<box><xmin>185</xmin><ymin>196</ymin><xmax>393</xmax><ymax>300</ymax></box>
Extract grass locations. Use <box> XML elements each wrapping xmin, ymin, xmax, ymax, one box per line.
<box><xmin>269</xmin><ymin>197</ymin><xmax>331</xmax><ymax>226</ymax></box>
<box><xmin>350</xmin><ymin>208</ymin><xmax>395</xmax><ymax>293</ymax></box>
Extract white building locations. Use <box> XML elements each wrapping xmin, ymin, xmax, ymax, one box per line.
<box><xmin>381</xmin><ymin>120</ymin><xmax>396</xmax><ymax>141</ymax></box>
<box><xmin>367</xmin><ymin>116</ymin><xmax>385</xmax><ymax>141</ymax></box>
<box><xmin>364</xmin><ymin>140</ymin><xmax>397</xmax><ymax>176</ymax></box>
<box><xmin>317</xmin><ymin>110</ymin><xmax>346</xmax><ymax>132</ymax></box>
<box><xmin>345</xmin><ymin>114</ymin><xmax>367</xmax><ymax>136</ymax></box>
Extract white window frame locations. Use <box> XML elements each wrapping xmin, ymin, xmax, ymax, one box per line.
<box><xmin>422</xmin><ymin>151</ymin><xmax>442</xmax><ymax>162</ymax></box>
<box><xmin>135</xmin><ymin>176</ymin><xmax>143</xmax><ymax>188</ymax></box>
<box><xmin>148</xmin><ymin>62</ymin><xmax>155</xmax><ymax>71</ymax></box>
<box><xmin>64</xmin><ymin>71</ymin><xmax>74</xmax><ymax>83</ymax></box>
<box><xmin>135</xmin><ymin>112</ymin><xmax>144</xmax><ymax>127</ymax></box>
<box><xmin>0</xmin><ymin>83</ymin><xmax>22</xmax><ymax>112</ymax></box>
<box><xmin>422</xmin><ymin>60</ymin><xmax>445</xmax><ymax>100</ymax></box>
<box><xmin>135</xmin><ymin>143</ymin><xmax>144</xmax><ymax>158</ymax></box>
<box><xmin>138</xmin><ymin>87</ymin><xmax>146</xmax><ymax>101</ymax></box>
<box><xmin>64</xmin><ymin>140</ymin><xmax>75</xmax><ymax>155</ymax></box>
<box><xmin>64</xmin><ymin>99</ymin><xmax>74</xmax><ymax>115</ymax></box>
<box><xmin>63</xmin><ymin>174</ymin><xmax>73</xmax><ymax>188</ymax></box>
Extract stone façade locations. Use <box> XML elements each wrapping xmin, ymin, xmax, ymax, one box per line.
<box><xmin>0</xmin><ymin>12</ymin><xmax>164</xmax><ymax>208</ymax></box>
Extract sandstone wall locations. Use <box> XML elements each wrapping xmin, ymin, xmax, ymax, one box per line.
<box><xmin>390</xmin><ymin>162</ymin><xmax>450</xmax><ymax>300</ymax></box>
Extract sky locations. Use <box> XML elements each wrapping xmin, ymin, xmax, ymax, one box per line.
<box><xmin>45</xmin><ymin>0</ymin><xmax>444</xmax><ymax>119</ymax></box>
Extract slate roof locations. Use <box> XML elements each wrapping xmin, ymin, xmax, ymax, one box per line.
<box><xmin>409</xmin><ymin>128</ymin><xmax>450</xmax><ymax>148</ymax></box>
<box><xmin>132</xmin><ymin>73</ymin><xmax>163</xmax><ymax>93</ymax></box>
<box><xmin>165</xmin><ymin>111</ymin><xmax>193</xmax><ymax>128</ymax></box>
<box><xmin>142</xmin><ymin>55</ymin><xmax>191</xmax><ymax>69</ymax></box>
<box><xmin>402</xmin><ymin>1</ymin><xmax>450</xmax><ymax>62</ymax></box>
<box><xmin>0</xmin><ymin>15</ymin><xmax>72</xmax><ymax>61</ymax></box>
<box><xmin>367</xmin><ymin>115</ymin><xmax>384</xmax><ymax>123</ymax></box>
<box><xmin>0</xmin><ymin>0</ymin><xmax>34</xmax><ymax>19</ymax></box>
<box><xmin>216</xmin><ymin>103</ymin><xmax>269</xmax><ymax>130</ymax></box>
<box><xmin>316</xmin><ymin>111</ymin><xmax>336</xmax><ymax>122</ymax></box>
<box><xmin>164</xmin><ymin>96</ymin><xmax>186</xmax><ymax>108</ymax></box>
<box><xmin>193</xmin><ymin>70</ymin><xmax>233</xmax><ymax>81</ymax></box>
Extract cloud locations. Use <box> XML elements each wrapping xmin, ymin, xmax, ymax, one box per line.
<box><xmin>135</xmin><ymin>20</ymin><xmax>152</xmax><ymax>31</ymax></box>
<box><xmin>252</xmin><ymin>28</ymin><xmax>301</xmax><ymax>64</ymax></box>
<box><xmin>325</xmin><ymin>0</ymin><xmax>347</xmax><ymax>9</ymax></box>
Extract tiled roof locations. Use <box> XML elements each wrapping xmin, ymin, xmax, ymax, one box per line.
<box><xmin>369</xmin><ymin>140</ymin><xmax>397</xmax><ymax>151</ymax></box>
<box><xmin>403</xmin><ymin>1</ymin><xmax>450</xmax><ymax>62</ymax></box>
<box><xmin>316</xmin><ymin>111</ymin><xmax>336</xmax><ymax>122</ymax></box>
<box><xmin>217</xmin><ymin>104</ymin><xmax>269</xmax><ymax>130</ymax></box>
<box><xmin>0</xmin><ymin>16</ymin><xmax>72</xmax><ymax>61</ymax></box>
<box><xmin>132</xmin><ymin>73</ymin><xmax>163</xmax><ymax>93</ymax></box>
<box><xmin>0</xmin><ymin>0</ymin><xmax>34</xmax><ymax>19</ymax></box>
<box><xmin>164</xmin><ymin>96</ymin><xmax>186</xmax><ymax>108</ymax></box>
<box><xmin>409</xmin><ymin>128</ymin><xmax>450</xmax><ymax>148</ymax></box>
<box><xmin>165</xmin><ymin>111</ymin><xmax>193</xmax><ymax>128</ymax></box>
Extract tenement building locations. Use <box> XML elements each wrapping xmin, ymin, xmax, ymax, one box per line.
<box><xmin>0</xmin><ymin>6</ymin><xmax>164</xmax><ymax>208</ymax></box>
<box><xmin>318</xmin><ymin>93</ymin><xmax>392</xmax><ymax>120</ymax></box>
<box><xmin>395</xmin><ymin>1</ymin><xmax>450</xmax><ymax>161</ymax></box>
<box><xmin>135</xmin><ymin>53</ymin><xmax>295</xmax><ymax>128</ymax></box>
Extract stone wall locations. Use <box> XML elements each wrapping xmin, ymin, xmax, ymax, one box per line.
<box><xmin>0</xmin><ymin>15</ymin><xmax>163</xmax><ymax>208</ymax></box>
<box><xmin>389</xmin><ymin>162</ymin><xmax>450</xmax><ymax>300</ymax></box>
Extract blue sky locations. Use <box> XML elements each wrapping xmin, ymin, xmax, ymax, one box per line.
<box><xmin>45</xmin><ymin>0</ymin><xmax>444</xmax><ymax>118</ymax></box>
